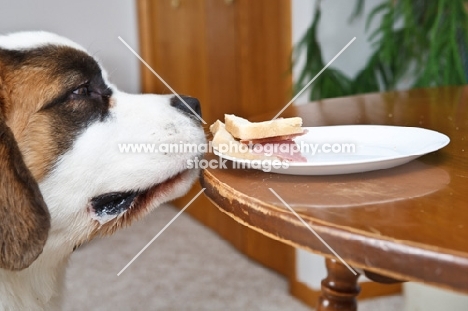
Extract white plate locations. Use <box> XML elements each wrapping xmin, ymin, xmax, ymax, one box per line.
<box><xmin>213</xmin><ymin>125</ymin><xmax>450</xmax><ymax>175</ymax></box>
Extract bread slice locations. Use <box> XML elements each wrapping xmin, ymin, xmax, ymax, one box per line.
<box><xmin>210</xmin><ymin>120</ymin><xmax>236</xmax><ymax>149</ymax></box>
<box><xmin>210</xmin><ymin>120</ymin><xmax>272</xmax><ymax>160</ymax></box>
<box><xmin>224</xmin><ymin>114</ymin><xmax>303</xmax><ymax>140</ymax></box>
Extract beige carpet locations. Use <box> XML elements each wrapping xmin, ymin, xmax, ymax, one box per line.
<box><xmin>63</xmin><ymin>204</ymin><xmax>402</xmax><ymax>310</ymax></box>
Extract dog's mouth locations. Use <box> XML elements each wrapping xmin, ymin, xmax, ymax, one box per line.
<box><xmin>89</xmin><ymin>170</ymin><xmax>189</xmax><ymax>225</ymax></box>
<box><xmin>91</xmin><ymin>191</ymin><xmax>138</xmax><ymax>219</ymax></box>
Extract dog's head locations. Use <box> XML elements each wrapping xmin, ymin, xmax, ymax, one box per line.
<box><xmin>0</xmin><ymin>31</ymin><xmax>205</xmax><ymax>270</ymax></box>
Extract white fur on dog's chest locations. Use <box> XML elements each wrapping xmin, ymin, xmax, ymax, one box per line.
<box><xmin>0</xmin><ymin>244</ymin><xmax>70</xmax><ymax>310</ymax></box>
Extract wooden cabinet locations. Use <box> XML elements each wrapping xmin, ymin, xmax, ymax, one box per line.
<box><xmin>137</xmin><ymin>0</ymin><xmax>294</xmax><ymax>276</ymax></box>
<box><xmin>138</xmin><ymin>0</ymin><xmax>292</xmax><ymax>121</ymax></box>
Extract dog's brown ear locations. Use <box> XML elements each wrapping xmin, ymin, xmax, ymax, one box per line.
<box><xmin>0</xmin><ymin>114</ymin><xmax>51</xmax><ymax>270</ymax></box>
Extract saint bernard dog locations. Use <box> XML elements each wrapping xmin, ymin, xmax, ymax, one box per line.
<box><xmin>0</xmin><ymin>31</ymin><xmax>205</xmax><ymax>310</ymax></box>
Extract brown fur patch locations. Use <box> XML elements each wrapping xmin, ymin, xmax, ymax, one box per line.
<box><xmin>0</xmin><ymin>44</ymin><xmax>110</xmax><ymax>269</ymax></box>
<box><xmin>1</xmin><ymin>45</ymin><xmax>109</xmax><ymax>180</ymax></box>
<box><xmin>0</xmin><ymin>114</ymin><xmax>50</xmax><ymax>270</ymax></box>
<box><xmin>4</xmin><ymin>72</ymin><xmax>63</xmax><ymax>180</ymax></box>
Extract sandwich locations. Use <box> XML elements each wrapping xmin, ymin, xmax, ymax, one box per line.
<box><xmin>210</xmin><ymin>114</ymin><xmax>307</xmax><ymax>162</ymax></box>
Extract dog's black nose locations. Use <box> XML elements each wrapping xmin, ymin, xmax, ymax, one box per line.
<box><xmin>171</xmin><ymin>96</ymin><xmax>202</xmax><ymax>118</ymax></box>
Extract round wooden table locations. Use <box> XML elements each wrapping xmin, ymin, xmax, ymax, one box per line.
<box><xmin>200</xmin><ymin>86</ymin><xmax>468</xmax><ymax>311</ymax></box>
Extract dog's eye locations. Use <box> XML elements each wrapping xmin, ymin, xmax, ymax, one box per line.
<box><xmin>72</xmin><ymin>85</ymin><xmax>90</xmax><ymax>96</ymax></box>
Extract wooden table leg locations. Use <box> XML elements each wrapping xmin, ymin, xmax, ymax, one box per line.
<box><xmin>316</xmin><ymin>258</ymin><xmax>361</xmax><ymax>311</ymax></box>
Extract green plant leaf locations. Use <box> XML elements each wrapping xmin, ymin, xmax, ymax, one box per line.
<box><xmin>366</xmin><ymin>1</ymin><xmax>389</xmax><ymax>31</ymax></box>
<box><xmin>350</xmin><ymin>0</ymin><xmax>366</xmax><ymax>22</ymax></box>
<box><xmin>293</xmin><ymin>0</ymin><xmax>468</xmax><ymax>101</ymax></box>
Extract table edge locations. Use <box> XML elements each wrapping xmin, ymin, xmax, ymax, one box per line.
<box><xmin>201</xmin><ymin>169</ymin><xmax>468</xmax><ymax>294</ymax></box>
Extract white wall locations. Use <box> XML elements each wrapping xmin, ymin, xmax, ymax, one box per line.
<box><xmin>404</xmin><ymin>283</ymin><xmax>468</xmax><ymax>311</ymax></box>
<box><xmin>0</xmin><ymin>0</ymin><xmax>140</xmax><ymax>94</ymax></box>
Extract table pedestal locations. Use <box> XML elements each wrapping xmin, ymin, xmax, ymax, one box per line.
<box><xmin>317</xmin><ymin>258</ymin><xmax>361</xmax><ymax>311</ymax></box>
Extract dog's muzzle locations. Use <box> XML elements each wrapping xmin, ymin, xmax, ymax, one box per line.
<box><xmin>170</xmin><ymin>95</ymin><xmax>202</xmax><ymax>119</ymax></box>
